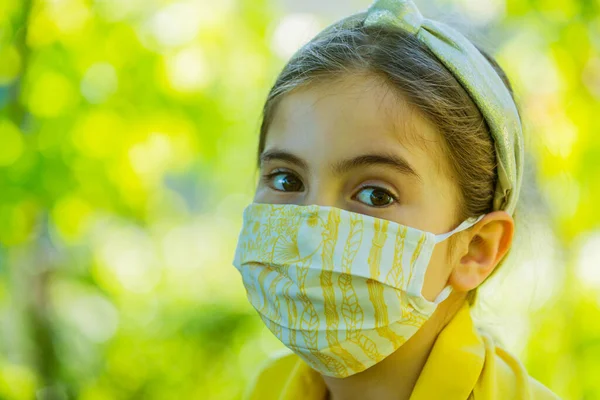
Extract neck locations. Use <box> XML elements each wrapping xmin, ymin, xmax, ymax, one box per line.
<box><xmin>322</xmin><ymin>293</ymin><xmax>467</xmax><ymax>400</ymax></box>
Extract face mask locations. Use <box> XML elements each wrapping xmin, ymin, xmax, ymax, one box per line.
<box><xmin>232</xmin><ymin>203</ymin><xmax>482</xmax><ymax>378</ymax></box>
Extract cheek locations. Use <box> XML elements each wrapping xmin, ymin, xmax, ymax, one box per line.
<box><xmin>253</xmin><ymin>186</ymin><xmax>269</xmax><ymax>203</ymax></box>
<box><xmin>254</xmin><ymin>184</ymin><xmax>271</xmax><ymax>200</ymax></box>
<box><xmin>253</xmin><ymin>185</ymin><xmax>303</xmax><ymax>206</ymax></box>
<box><xmin>420</xmin><ymin>241</ymin><xmax>453</xmax><ymax>301</ymax></box>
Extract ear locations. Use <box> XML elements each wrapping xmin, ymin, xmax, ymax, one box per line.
<box><xmin>448</xmin><ymin>211</ymin><xmax>514</xmax><ymax>292</ymax></box>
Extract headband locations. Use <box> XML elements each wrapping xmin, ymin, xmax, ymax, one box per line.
<box><xmin>312</xmin><ymin>0</ymin><xmax>523</xmax><ymax>214</ymax></box>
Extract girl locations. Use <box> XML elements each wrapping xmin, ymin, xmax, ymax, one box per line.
<box><xmin>233</xmin><ymin>0</ymin><xmax>560</xmax><ymax>399</ymax></box>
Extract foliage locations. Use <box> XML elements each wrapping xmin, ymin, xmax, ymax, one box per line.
<box><xmin>0</xmin><ymin>0</ymin><xmax>598</xmax><ymax>399</ymax></box>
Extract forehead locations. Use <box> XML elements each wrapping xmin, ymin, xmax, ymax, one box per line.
<box><xmin>266</xmin><ymin>74</ymin><xmax>451</xmax><ymax>180</ymax></box>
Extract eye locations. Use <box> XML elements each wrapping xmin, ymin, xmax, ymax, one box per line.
<box><xmin>268</xmin><ymin>171</ymin><xmax>304</xmax><ymax>192</ymax></box>
<box><xmin>355</xmin><ymin>187</ymin><xmax>396</xmax><ymax>207</ymax></box>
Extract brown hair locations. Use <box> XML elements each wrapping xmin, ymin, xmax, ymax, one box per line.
<box><xmin>257</xmin><ymin>13</ymin><xmax>518</xmax><ymax>304</ymax></box>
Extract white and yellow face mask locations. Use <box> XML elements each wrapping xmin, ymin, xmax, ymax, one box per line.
<box><xmin>232</xmin><ymin>203</ymin><xmax>481</xmax><ymax>378</ymax></box>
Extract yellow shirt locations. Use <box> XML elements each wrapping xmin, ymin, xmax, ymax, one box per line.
<box><xmin>245</xmin><ymin>304</ymin><xmax>560</xmax><ymax>400</ymax></box>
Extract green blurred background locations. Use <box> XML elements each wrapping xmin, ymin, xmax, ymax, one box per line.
<box><xmin>0</xmin><ymin>0</ymin><xmax>599</xmax><ymax>398</ymax></box>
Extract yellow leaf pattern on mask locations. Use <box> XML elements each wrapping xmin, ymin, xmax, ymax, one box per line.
<box><xmin>319</xmin><ymin>208</ymin><xmax>365</xmax><ymax>375</ymax></box>
<box><xmin>234</xmin><ymin>203</ymin><xmax>447</xmax><ymax>378</ymax></box>
<box><xmin>367</xmin><ymin>219</ymin><xmax>405</xmax><ymax>348</ymax></box>
<box><xmin>256</xmin><ymin>266</ymin><xmax>282</xmax><ymax>338</ymax></box>
<box><xmin>337</xmin><ymin>214</ymin><xmax>385</xmax><ymax>363</ymax></box>
<box><xmin>296</xmin><ymin>254</ymin><xmax>346</xmax><ymax>375</ymax></box>
<box><xmin>408</xmin><ymin>233</ymin><xmax>426</xmax><ymax>286</ymax></box>
<box><xmin>386</xmin><ymin>226</ymin><xmax>407</xmax><ymax>292</ymax></box>
<box><xmin>281</xmin><ymin>278</ymin><xmax>298</xmax><ymax>349</ymax></box>
<box><xmin>243</xmin><ymin>262</ymin><xmax>262</xmax><ymax>312</ymax></box>
<box><xmin>273</xmin><ymin>234</ymin><xmax>300</xmax><ymax>264</ymax></box>
<box><xmin>403</xmin><ymin>233</ymin><xmax>429</xmax><ymax>326</ymax></box>
<box><xmin>340</xmin><ymin>213</ymin><xmax>364</xmax><ymax>342</ymax></box>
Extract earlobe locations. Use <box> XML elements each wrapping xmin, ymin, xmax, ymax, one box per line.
<box><xmin>449</xmin><ymin>211</ymin><xmax>514</xmax><ymax>292</ymax></box>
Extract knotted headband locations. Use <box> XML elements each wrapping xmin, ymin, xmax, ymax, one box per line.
<box><xmin>313</xmin><ymin>0</ymin><xmax>524</xmax><ymax>215</ymax></box>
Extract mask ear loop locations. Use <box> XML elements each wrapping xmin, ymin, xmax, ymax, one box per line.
<box><xmin>433</xmin><ymin>215</ymin><xmax>485</xmax><ymax>244</ymax></box>
<box><xmin>430</xmin><ymin>214</ymin><xmax>486</xmax><ymax>305</ymax></box>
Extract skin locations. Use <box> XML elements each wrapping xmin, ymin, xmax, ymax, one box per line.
<box><xmin>255</xmin><ymin>74</ymin><xmax>514</xmax><ymax>400</ymax></box>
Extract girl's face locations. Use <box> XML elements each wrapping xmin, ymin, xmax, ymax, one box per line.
<box><xmin>255</xmin><ymin>74</ymin><xmax>465</xmax><ymax>301</ymax></box>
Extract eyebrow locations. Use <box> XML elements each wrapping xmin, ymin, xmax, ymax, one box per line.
<box><xmin>259</xmin><ymin>149</ymin><xmax>421</xmax><ymax>181</ymax></box>
<box><xmin>260</xmin><ymin>150</ymin><xmax>309</xmax><ymax>170</ymax></box>
<box><xmin>332</xmin><ymin>153</ymin><xmax>421</xmax><ymax>181</ymax></box>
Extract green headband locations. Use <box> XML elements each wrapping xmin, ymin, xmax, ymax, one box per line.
<box><xmin>313</xmin><ymin>0</ymin><xmax>523</xmax><ymax>215</ymax></box>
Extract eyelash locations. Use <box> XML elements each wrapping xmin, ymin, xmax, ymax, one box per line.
<box><xmin>261</xmin><ymin>169</ymin><xmax>400</xmax><ymax>207</ymax></box>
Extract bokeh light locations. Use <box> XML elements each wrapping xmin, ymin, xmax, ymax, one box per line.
<box><xmin>0</xmin><ymin>0</ymin><xmax>599</xmax><ymax>399</ymax></box>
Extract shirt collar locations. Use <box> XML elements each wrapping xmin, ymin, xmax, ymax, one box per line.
<box><xmin>409</xmin><ymin>302</ymin><xmax>485</xmax><ymax>400</ymax></box>
<box><xmin>280</xmin><ymin>358</ymin><xmax>327</xmax><ymax>400</ymax></box>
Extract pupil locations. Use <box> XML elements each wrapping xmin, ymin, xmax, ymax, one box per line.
<box><xmin>370</xmin><ymin>190</ymin><xmax>390</xmax><ymax>206</ymax></box>
<box><xmin>282</xmin><ymin>175</ymin><xmax>300</xmax><ymax>191</ymax></box>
